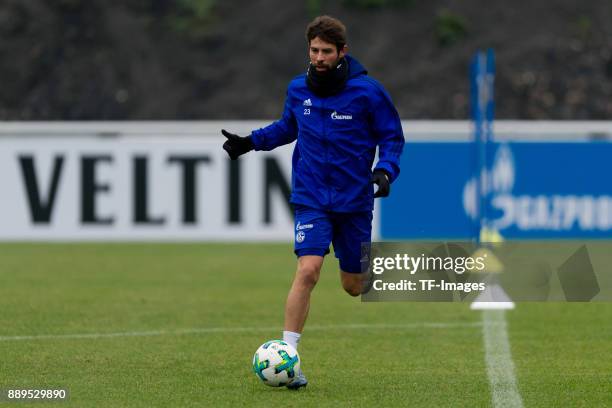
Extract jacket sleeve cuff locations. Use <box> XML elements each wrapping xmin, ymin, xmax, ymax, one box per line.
<box><xmin>374</xmin><ymin>162</ymin><xmax>398</xmax><ymax>183</ymax></box>
<box><xmin>250</xmin><ymin>129</ymin><xmax>263</xmax><ymax>151</ymax></box>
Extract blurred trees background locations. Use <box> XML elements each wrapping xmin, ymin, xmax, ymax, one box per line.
<box><xmin>1</xmin><ymin>0</ymin><xmax>611</xmax><ymax>120</ymax></box>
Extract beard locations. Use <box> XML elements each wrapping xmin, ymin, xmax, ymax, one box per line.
<box><xmin>305</xmin><ymin>56</ymin><xmax>349</xmax><ymax>97</ymax></box>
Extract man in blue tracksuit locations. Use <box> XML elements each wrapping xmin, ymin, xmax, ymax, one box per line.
<box><xmin>222</xmin><ymin>15</ymin><xmax>404</xmax><ymax>389</ymax></box>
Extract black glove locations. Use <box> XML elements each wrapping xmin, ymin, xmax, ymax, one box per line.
<box><xmin>222</xmin><ymin>129</ymin><xmax>254</xmax><ymax>160</ymax></box>
<box><xmin>371</xmin><ymin>169</ymin><xmax>391</xmax><ymax>198</ymax></box>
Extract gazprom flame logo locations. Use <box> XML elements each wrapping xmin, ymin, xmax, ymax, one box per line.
<box><xmin>331</xmin><ymin>111</ymin><xmax>352</xmax><ymax>120</ymax></box>
<box><xmin>463</xmin><ymin>144</ymin><xmax>515</xmax><ymax>221</ymax></box>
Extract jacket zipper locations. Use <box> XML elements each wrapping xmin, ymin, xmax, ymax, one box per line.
<box><xmin>321</xmin><ymin>97</ymin><xmax>331</xmax><ymax>209</ymax></box>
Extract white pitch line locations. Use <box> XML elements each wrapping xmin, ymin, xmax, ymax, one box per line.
<box><xmin>482</xmin><ymin>310</ymin><xmax>524</xmax><ymax>408</ymax></box>
<box><xmin>0</xmin><ymin>321</ymin><xmax>481</xmax><ymax>342</ymax></box>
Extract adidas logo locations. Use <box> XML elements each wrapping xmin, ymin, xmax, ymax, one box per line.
<box><xmin>303</xmin><ymin>99</ymin><xmax>312</xmax><ymax>106</ymax></box>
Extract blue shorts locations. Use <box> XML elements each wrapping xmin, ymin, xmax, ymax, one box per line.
<box><xmin>293</xmin><ymin>204</ymin><xmax>372</xmax><ymax>273</ymax></box>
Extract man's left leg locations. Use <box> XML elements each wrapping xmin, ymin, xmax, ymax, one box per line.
<box><xmin>332</xmin><ymin>210</ymin><xmax>373</xmax><ymax>296</ymax></box>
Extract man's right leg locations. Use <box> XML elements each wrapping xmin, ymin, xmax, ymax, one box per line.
<box><xmin>287</xmin><ymin>205</ymin><xmax>331</xmax><ymax>338</ymax></box>
<box><xmin>284</xmin><ymin>255</ymin><xmax>324</xmax><ymax>334</ymax></box>
<box><xmin>286</xmin><ymin>205</ymin><xmax>331</xmax><ymax>389</ymax></box>
<box><xmin>283</xmin><ymin>255</ymin><xmax>323</xmax><ymax>390</ymax></box>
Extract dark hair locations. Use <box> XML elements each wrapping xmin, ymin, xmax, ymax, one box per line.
<box><xmin>305</xmin><ymin>15</ymin><xmax>347</xmax><ymax>51</ymax></box>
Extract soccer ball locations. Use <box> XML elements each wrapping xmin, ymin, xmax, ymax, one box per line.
<box><xmin>252</xmin><ymin>340</ymin><xmax>300</xmax><ymax>387</ymax></box>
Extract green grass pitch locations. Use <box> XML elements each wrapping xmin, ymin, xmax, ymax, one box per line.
<box><xmin>0</xmin><ymin>243</ymin><xmax>611</xmax><ymax>407</ymax></box>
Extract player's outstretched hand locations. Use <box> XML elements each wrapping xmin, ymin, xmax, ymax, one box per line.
<box><xmin>222</xmin><ymin>129</ymin><xmax>254</xmax><ymax>160</ymax></box>
<box><xmin>371</xmin><ymin>169</ymin><xmax>390</xmax><ymax>198</ymax></box>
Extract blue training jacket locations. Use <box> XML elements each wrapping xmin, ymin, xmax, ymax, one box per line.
<box><xmin>250</xmin><ymin>55</ymin><xmax>405</xmax><ymax>212</ymax></box>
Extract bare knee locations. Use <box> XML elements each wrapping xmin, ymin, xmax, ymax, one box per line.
<box><xmin>341</xmin><ymin>272</ymin><xmax>362</xmax><ymax>297</ymax></box>
<box><xmin>343</xmin><ymin>283</ymin><xmax>361</xmax><ymax>297</ymax></box>
<box><xmin>295</xmin><ymin>256</ymin><xmax>323</xmax><ymax>289</ymax></box>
